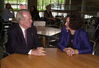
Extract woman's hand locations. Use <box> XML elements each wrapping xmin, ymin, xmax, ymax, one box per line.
<box><xmin>64</xmin><ymin>48</ymin><xmax>79</xmax><ymax>56</ymax></box>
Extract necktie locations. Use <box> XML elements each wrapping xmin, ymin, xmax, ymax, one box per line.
<box><xmin>25</xmin><ymin>29</ymin><xmax>27</xmax><ymax>45</ymax></box>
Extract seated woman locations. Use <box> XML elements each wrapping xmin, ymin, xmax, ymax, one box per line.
<box><xmin>2</xmin><ymin>3</ymin><xmax>14</xmax><ymax>22</ymax></box>
<box><xmin>44</xmin><ymin>4</ymin><xmax>58</xmax><ymax>26</ymax></box>
<box><xmin>30</xmin><ymin>6</ymin><xmax>40</xmax><ymax>21</ymax></box>
<box><xmin>58</xmin><ymin>14</ymin><xmax>92</xmax><ymax>56</ymax></box>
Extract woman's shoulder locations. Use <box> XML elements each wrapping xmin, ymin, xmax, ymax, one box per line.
<box><xmin>61</xmin><ymin>26</ymin><xmax>66</xmax><ymax>29</ymax></box>
<box><xmin>77</xmin><ymin>28</ymin><xmax>87</xmax><ymax>34</ymax></box>
<box><xmin>61</xmin><ymin>26</ymin><xmax>66</xmax><ymax>31</ymax></box>
<box><xmin>61</xmin><ymin>26</ymin><xmax>70</xmax><ymax>34</ymax></box>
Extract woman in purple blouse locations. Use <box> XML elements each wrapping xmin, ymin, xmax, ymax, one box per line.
<box><xmin>58</xmin><ymin>14</ymin><xmax>92</xmax><ymax>56</ymax></box>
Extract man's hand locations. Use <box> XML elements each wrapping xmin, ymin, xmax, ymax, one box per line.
<box><xmin>31</xmin><ymin>47</ymin><xmax>46</xmax><ymax>56</ymax></box>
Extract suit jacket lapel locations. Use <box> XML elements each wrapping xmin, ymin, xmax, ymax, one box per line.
<box><xmin>17</xmin><ymin>24</ymin><xmax>27</xmax><ymax>46</ymax></box>
<box><xmin>27</xmin><ymin>29</ymin><xmax>33</xmax><ymax>46</ymax></box>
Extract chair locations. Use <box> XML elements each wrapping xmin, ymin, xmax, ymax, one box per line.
<box><xmin>96</xmin><ymin>24</ymin><xmax>99</xmax><ymax>30</ymax></box>
<box><xmin>2</xmin><ymin>28</ymin><xmax>10</xmax><ymax>57</ymax></box>
<box><xmin>90</xmin><ymin>40</ymin><xmax>96</xmax><ymax>55</ymax></box>
<box><xmin>48</xmin><ymin>35</ymin><xmax>59</xmax><ymax>48</ymax></box>
<box><xmin>94</xmin><ymin>42</ymin><xmax>99</xmax><ymax>56</ymax></box>
<box><xmin>95</xmin><ymin>24</ymin><xmax>99</xmax><ymax>42</ymax></box>
<box><xmin>3</xmin><ymin>43</ymin><xmax>10</xmax><ymax>57</ymax></box>
<box><xmin>0</xmin><ymin>20</ymin><xmax>11</xmax><ymax>57</ymax></box>
<box><xmin>33</xmin><ymin>21</ymin><xmax>46</xmax><ymax>47</ymax></box>
<box><xmin>33</xmin><ymin>21</ymin><xmax>46</xmax><ymax>26</ymax></box>
<box><xmin>0</xmin><ymin>17</ymin><xmax>4</xmax><ymax>40</ymax></box>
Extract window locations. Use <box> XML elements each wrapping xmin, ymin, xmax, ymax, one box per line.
<box><xmin>38</xmin><ymin>0</ymin><xmax>67</xmax><ymax>18</ymax></box>
<box><xmin>37</xmin><ymin>0</ymin><xmax>65</xmax><ymax>11</ymax></box>
<box><xmin>4</xmin><ymin>0</ymin><xmax>28</xmax><ymax>11</ymax></box>
<box><xmin>84</xmin><ymin>15</ymin><xmax>93</xmax><ymax>19</ymax></box>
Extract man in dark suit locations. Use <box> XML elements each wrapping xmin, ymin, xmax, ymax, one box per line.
<box><xmin>6</xmin><ymin>9</ymin><xmax>46</xmax><ymax>56</ymax></box>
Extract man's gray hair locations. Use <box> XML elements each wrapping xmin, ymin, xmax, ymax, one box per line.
<box><xmin>16</xmin><ymin>9</ymin><xmax>29</xmax><ymax>22</ymax></box>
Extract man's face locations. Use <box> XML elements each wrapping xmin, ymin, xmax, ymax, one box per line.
<box><xmin>21</xmin><ymin>12</ymin><xmax>32</xmax><ymax>29</ymax></box>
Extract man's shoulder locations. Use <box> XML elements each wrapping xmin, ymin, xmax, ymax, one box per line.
<box><xmin>27</xmin><ymin>25</ymin><xmax>36</xmax><ymax>32</ymax></box>
<box><xmin>9</xmin><ymin>23</ymin><xmax>19</xmax><ymax>30</ymax></box>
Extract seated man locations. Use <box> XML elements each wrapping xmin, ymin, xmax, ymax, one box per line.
<box><xmin>6</xmin><ymin>9</ymin><xmax>46</xmax><ymax>56</ymax></box>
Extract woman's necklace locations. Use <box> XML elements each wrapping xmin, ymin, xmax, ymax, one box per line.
<box><xmin>70</xmin><ymin>30</ymin><xmax>75</xmax><ymax>35</ymax></box>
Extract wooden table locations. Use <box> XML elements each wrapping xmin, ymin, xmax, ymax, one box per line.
<box><xmin>1</xmin><ymin>48</ymin><xmax>99</xmax><ymax>68</ymax></box>
<box><xmin>36</xmin><ymin>26</ymin><xmax>61</xmax><ymax>47</ymax></box>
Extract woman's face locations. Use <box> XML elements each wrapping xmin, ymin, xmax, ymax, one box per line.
<box><xmin>47</xmin><ymin>6</ymin><xmax>51</xmax><ymax>11</ymax></box>
<box><xmin>65</xmin><ymin>17</ymin><xmax>70</xmax><ymax>30</ymax></box>
<box><xmin>6</xmin><ymin>4</ymin><xmax>11</xmax><ymax>9</ymax></box>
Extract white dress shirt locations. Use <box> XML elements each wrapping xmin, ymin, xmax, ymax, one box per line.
<box><xmin>19</xmin><ymin>25</ymin><xmax>32</xmax><ymax>54</ymax></box>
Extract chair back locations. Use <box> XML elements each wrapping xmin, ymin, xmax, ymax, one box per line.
<box><xmin>33</xmin><ymin>21</ymin><xmax>46</xmax><ymax>26</ymax></box>
<box><xmin>90</xmin><ymin>40</ymin><xmax>96</xmax><ymax>55</ymax></box>
<box><xmin>96</xmin><ymin>24</ymin><xmax>99</xmax><ymax>30</ymax></box>
<box><xmin>94</xmin><ymin>42</ymin><xmax>99</xmax><ymax>56</ymax></box>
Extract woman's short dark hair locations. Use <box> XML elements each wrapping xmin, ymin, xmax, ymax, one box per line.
<box><xmin>6</xmin><ymin>3</ymin><xmax>11</xmax><ymax>8</ymax></box>
<box><xmin>67</xmin><ymin>14</ymin><xmax>83</xmax><ymax>30</ymax></box>
<box><xmin>30</xmin><ymin>5</ymin><xmax>37</xmax><ymax>11</ymax></box>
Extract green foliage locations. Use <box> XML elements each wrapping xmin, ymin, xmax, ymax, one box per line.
<box><xmin>4</xmin><ymin>0</ymin><xmax>27</xmax><ymax>11</ymax></box>
<box><xmin>37</xmin><ymin>0</ymin><xmax>65</xmax><ymax>11</ymax></box>
<box><xmin>5</xmin><ymin>0</ymin><xmax>27</xmax><ymax>2</ymax></box>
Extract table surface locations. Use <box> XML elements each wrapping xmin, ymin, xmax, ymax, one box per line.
<box><xmin>1</xmin><ymin>48</ymin><xmax>99</xmax><ymax>68</ymax></box>
<box><xmin>36</xmin><ymin>26</ymin><xmax>61</xmax><ymax>36</ymax></box>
